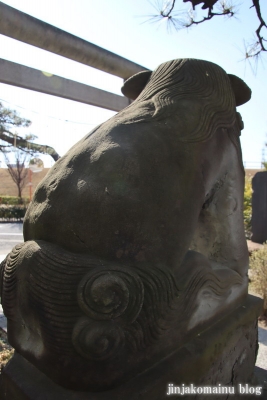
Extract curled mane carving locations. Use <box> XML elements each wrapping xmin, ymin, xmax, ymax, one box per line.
<box><xmin>123</xmin><ymin>59</ymin><xmax>237</xmax><ymax>143</ymax></box>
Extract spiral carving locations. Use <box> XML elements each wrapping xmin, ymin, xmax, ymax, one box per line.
<box><xmin>77</xmin><ymin>266</ymin><xmax>144</xmax><ymax>324</ymax></box>
<box><xmin>72</xmin><ymin>318</ymin><xmax>125</xmax><ymax>360</ymax></box>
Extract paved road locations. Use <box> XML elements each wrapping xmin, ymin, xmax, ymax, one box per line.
<box><xmin>0</xmin><ymin>223</ymin><xmax>23</xmax><ymax>255</ymax></box>
<box><xmin>0</xmin><ymin>223</ymin><xmax>23</xmax><ymax>330</ymax></box>
<box><xmin>257</xmin><ymin>325</ymin><xmax>267</xmax><ymax>371</ymax></box>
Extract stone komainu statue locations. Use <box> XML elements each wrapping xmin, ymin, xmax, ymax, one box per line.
<box><xmin>0</xmin><ymin>59</ymin><xmax>252</xmax><ymax>391</ymax></box>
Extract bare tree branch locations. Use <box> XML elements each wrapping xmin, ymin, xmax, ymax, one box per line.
<box><xmin>184</xmin><ymin>0</ymin><xmax>218</xmax><ymax>11</ymax></box>
<box><xmin>160</xmin><ymin>0</ymin><xmax>177</xmax><ymax>16</ymax></box>
<box><xmin>184</xmin><ymin>6</ymin><xmax>234</xmax><ymax>28</ymax></box>
<box><xmin>247</xmin><ymin>0</ymin><xmax>267</xmax><ymax>57</ymax></box>
<box><xmin>146</xmin><ymin>0</ymin><xmax>267</xmax><ymax>63</ymax></box>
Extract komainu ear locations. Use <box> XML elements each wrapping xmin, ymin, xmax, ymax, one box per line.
<box><xmin>121</xmin><ymin>70</ymin><xmax>152</xmax><ymax>100</ymax></box>
<box><xmin>228</xmin><ymin>74</ymin><xmax>252</xmax><ymax>107</ymax></box>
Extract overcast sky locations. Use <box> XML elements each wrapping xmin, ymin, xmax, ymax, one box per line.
<box><xmin>0</xmin><ymin>0</ymin><xmax>266</xmax><ymax>168</ymax></box>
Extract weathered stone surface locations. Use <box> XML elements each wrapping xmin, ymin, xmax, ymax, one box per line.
<box><xmin>251</xmin><ymin>171</ymin><xmax>267</xmax><ymax>244</ymax></box>
<box><xmin>0</xmin><ymin>58</ymin><xmax>255</xmax><ymax>393</ymax></box>
<box><xmin>0</xmin><ymin>241</ymin><xmax>248</xmax><ymax>390</ymax></box>
<box><xmin>0</xmin><ymin>295</ymin><xmax>263</xmax><ymax>399</ymax></box>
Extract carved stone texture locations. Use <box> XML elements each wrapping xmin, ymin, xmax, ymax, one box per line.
<box><xmin>251</xmin><ymin>171</ymin><xmax>267</xmax><ymax>243</ymax></box>
<box><xmin>0</xmin><ymin>295</ymin><xmax>262</xmax><ymax>400</ymax></box>
<box><xmin>0</xmin><ymin>59</ymin><xmax>252</xmax><ymax>392</ymax></box>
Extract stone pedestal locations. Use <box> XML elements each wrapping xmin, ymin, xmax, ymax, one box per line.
<box><xmin>0</xmin><ymin>295</ymin><xmax>263</xmax><ymax>400</ymax></box>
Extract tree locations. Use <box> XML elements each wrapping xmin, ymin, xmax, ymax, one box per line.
<box><xmin>0</xmin><ymin>102</ymin><xmax>60</xmax><ymax>162</ymax></box>
<box><xmin>146</xmin><ymin>0</ymin><xmax>266</xmax><ymax>61</ymax></box>
<box><xmin>4</xmin><ymin>150</ymin><xmax>29</xmax><ymax>203</ymax></box>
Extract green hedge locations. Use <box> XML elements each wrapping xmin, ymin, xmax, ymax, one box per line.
<box><xmin>0</xmin><ymin>196</ymin><xmax>30</xmax><ymax>206</ymax></box>
<box><xmin>0</xmin><ymin>205</ymin><xmax>27</xmax><ymax>221</ymax></box>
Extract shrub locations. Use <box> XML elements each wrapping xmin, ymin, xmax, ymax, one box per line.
<box><xmin>249</xmin><ymin>243</ymin><xmax>267</xmax><ymax>316</ymax></box>
<box><xmin>243</xmin><ymin>176</ymin><xmax>252</xmax><ymax>239</ymax></box>
<box><xmin>0</xmin><ymin>205</ymin><xmax>27</xmax><ymax>221</ymax></box>
<box><xmin>0</xmin><ymin>196</ymin><xmax>30</xmax><ymax>205</ymax></box>
<box><xmin>0</xmin><ymin>329</ymin><xmax>14</xmax><ymax>368</ymax></box>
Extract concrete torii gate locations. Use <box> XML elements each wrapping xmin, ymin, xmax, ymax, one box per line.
<box><xmin>0</xmin><ymin>1</ymin><xmax>148</xmax><ymax>112</ymax></box>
